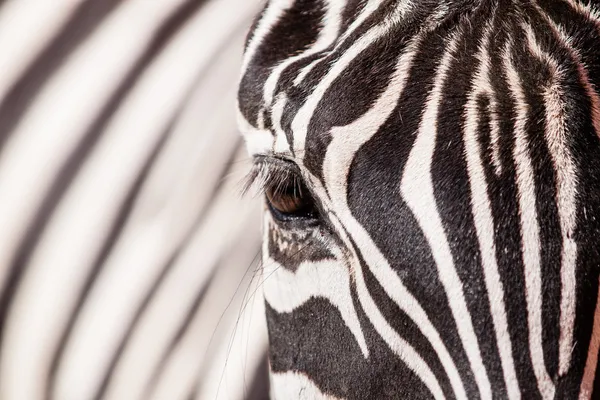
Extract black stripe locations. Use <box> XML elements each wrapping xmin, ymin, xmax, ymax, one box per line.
<box><xmin>347</xmin><ymin>17</ymin><xmax>477</xmax><ymax>399</ymax></box>
<box><xmin>300</xmin><ymin>5</ymin><xmax>438</xmax><ymax>184</ymax></box>
<box><xmin>348</xmin><ymin>233</ymin><xmax>437</xmax><ymax>400</ymax></box>
<box><xmin>434</xmin><ymin>6</ymin><xmax>509</xmax><ymax>397</ymax></box>
<box><xmin>516</xmin><ymin>19</ymin><xmax>564</xmax><ymax>382</ymax></box>
<box><xmin>361</xmin><ymin>247</ymin><xmax>457</xmax><ymax>400</ymax></box>
<box><xmin>536</xmin><ymin>0</ymin><xmax>600</xmax><ymax>94</ymax></box>
<box><xmin>508</xmin><ymin>16</ymin><xmax>564</xmax><ymax>383</ymax></box>
<box><xmin>269</xmin><ymin>0</ymin><xmax>401</xmax><ymax>127</ymax></box>
<box><xmin>339</xmin><ymin>0</ymin><xmax>367</xmax><ymax>33</ymax></box>
<box><xmin>485</xmin><ymin>16</ymin><xmax>543</xmax><ymax>399</ymax></box>
<box><xmin>268</xmin><ymin>0</ymin><xmax>408</xmax><ymax>137</ymax></box>
<box><xmin>237</xmin><ymin>0</ymin><xmax>327</xmax><ymax>127</ymax></box>
<box><xmin>265</xmin><ymin>295</ymin><xmax>426</xmax><ymax>400</ymax></box>
<box><xmin>522</xmin><ymin>5</ymin><xmax>600</xmax><ymax>396</ymax></box>
<box><xmin>244</xmin><ymin>5</ymin><xmax>267</xmax><ymax>53</ymax></box>
<box><xmin>287</xmin><ymin>0</ymin><xmax>409</xmax><ymax>101</ymax></box>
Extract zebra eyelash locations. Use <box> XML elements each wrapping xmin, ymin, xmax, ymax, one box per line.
<box><xmin>241</xmin><ymin>156</ymin><xmax>305</xmax><ymax>199</ymax></box>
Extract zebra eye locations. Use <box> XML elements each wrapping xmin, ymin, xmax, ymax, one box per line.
<box><xmin>265</xmin><ymin>178</ymin><xmax>317</xmax><ymax>221</ymax></box>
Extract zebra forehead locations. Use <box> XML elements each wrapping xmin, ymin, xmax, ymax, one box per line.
<box><xmin>237</xmin><ymin>0</ymin><xmax>420</xmax><ymax>155</ymax></box>
<box><xmin>237</xmin><ymin>0</ymin><xmax>596</xmax><ymax>164</ymax></box>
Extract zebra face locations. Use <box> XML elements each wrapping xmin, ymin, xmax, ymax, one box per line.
<box><xmin>238</xmin><ymin>0</ymin><xmax>600</xmax><ymax>399</ymax></box>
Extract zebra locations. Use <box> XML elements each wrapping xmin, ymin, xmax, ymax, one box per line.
<box><xmin>0</xmin><ymin>1</ymin><xmax>269</xmax><ymax>400</ymax></box>
<box><xmin>237</xmin><ymin>0</ymin><xmax>600</xmax><ymax>398</ymax></box>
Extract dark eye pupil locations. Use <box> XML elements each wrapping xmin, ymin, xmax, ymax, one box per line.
<box><xmin>265</xmin><ymin>180</ymin><xmax>315</xmax><ymax>219</ymax></box>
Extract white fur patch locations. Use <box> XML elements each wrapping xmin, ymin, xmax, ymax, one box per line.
<box><xmin>270</xmin><ymin>371</ymin><xmax>343</xmax><ymax>399</ymax></box>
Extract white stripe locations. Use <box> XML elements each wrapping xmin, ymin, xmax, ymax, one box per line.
<box><xmin>318</xmin><ymin>37</ymin><xmax>467</xmax><ymax>400</ymax></box>
<box><xmin>534</xmin><ymin>9</ymin><xmax>600</xmax><ymax>142</ymax></box>
<box><xmin>290</xmin><ymin>2</ymin><xmax>412</xmax><ymax>153</ymax></box>
<box><xmin>579</xmin><ymin>278</ymin><xmax>600</xmax><ymax>400</ymax></box>
<box><xmin>337</xmin><ymin>0</ymin><xmax>395</xmax><ymax>44</ymax></box>
<box><xmin>463</xmin><ymin>24</ymin><xmax>520</xmax><ymax>400</ymax></box>
<box><xmin>263</xmin><ymin>256</ymin><xmax>369</xmax><ymax>357</ymax></box>
<box><xmin>489</xmin><ymin>100</ymin><xmax>503</xmax><ymax>175</ymax></box>
<box><xmin>401</xmin><ymin>34</ymin><xmax>492</xmax><ymax>400</ymax></box>
<box><xmin>523</xmin><ymin>21</ymin><xmax>580</xmax><ymax>378</ymax></box>
<box><xmin>262</xmin><ymin>0</ymin><xmax>345</xmax><ymax>107</ymax></box>
<box><xmin>503</xmin><ymin>41</ymin><xmax>555</xmax><ymax>400</ymax></box>
<box><xmin>238</xmin><ymin>109</ymin><xmax>275</xmax><ymax>155</ymax></box>
<box><xmin>292</xmin><ymin>0</ymin><xmax>391</xmax><ymax>86</ymax></box>
<box><xmin>237</xmin><ymin>0</ymin><xmax>290</xmax><ymax>132</ymax></box>
<box><xmin>271</xmin><ymin>371</ymin><xmax>343</xmax><ymax>400</ymax></box>
<box><xmin>240</xmin><ymin>0</ymin><xmax>294</xmax><ymax>78</ymax></box>
<box><xmin>485</xmin><ymin>73</ymin><xmax>503</xmax><ymax>176</ymax></box>
<box><xmin>271</xmin><ymin>94</ymin><xmax>293</xmax><ymax>154</ymax></box>
<box><xmin>564</xmin><ymin>0</ymin><xmax>600</xmax><ymax>30</ymax></box>
<box><xmin>348</xmin><ymin>244</ymin><xmax>445</xmax><ymax>400</ymax></box>
<box><xmin>322</xmin><ymin>210</ymin><xmax>445</xmax><ymax>399</ymax></box>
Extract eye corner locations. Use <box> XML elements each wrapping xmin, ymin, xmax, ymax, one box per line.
<box><xmin>247</xmin><ymin>156</ymin><xmax>320</xmax><ymax>226</ymax></box>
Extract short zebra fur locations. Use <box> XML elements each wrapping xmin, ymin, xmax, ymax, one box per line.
<box><xmin>238</xmin><ymin>0</ymin><xmax>600</xmax><ymax>398</ymax></box>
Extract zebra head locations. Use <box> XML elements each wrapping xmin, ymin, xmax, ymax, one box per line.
<box><xmin>237</xmin><ymin>0</ymin><xmax>600</xmax><ymax>398</ymax></box>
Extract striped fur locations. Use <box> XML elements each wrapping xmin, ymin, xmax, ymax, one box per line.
<box><xmin>0</xmin><ymin>1</ymin><xmax>268</xmax><ymax>400</ymax></box>
<box><xmin>238</xmin><ymin>0</ymin><xmax>600</xmax><ymax>398</ymax></box>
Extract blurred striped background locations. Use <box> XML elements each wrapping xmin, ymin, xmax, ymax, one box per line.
<box><xmin>0</xmin><ymin>1</ymin><xmax>268</xmax><ymax>399</ymax></box>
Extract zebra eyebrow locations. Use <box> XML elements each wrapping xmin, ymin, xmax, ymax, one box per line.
<box><xmin>241</xmin><ymin>155</ymin><xmax>301</xmax><ymax>197</ymax></box>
